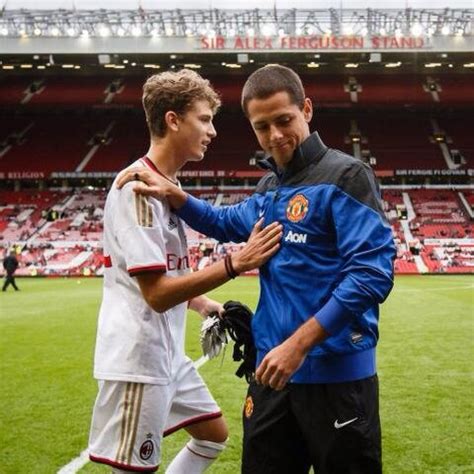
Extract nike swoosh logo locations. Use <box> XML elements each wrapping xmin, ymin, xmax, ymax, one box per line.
<box><xmin>258</xmin><ymin>210</ymin><xmax>265</xmax><ymax>218</ymax></box>
<box><xmin>334</xmin><ymin>417</ymin><xmax>358</xmax><ymax>429</ymax></box>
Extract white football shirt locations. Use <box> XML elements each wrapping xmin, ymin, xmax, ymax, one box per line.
<box><xmin>93</xmin><ymin>157</ymin><xmax>191</xmax><ymax>385</ymax></box>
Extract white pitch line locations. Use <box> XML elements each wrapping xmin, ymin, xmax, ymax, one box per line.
<box><xmin>57</xmin><ymin>354</ymin><xmax>211</xmax><ymax>474</ymax></box>
<box><xmin>57</xmin><ymin>449</ymin><xmax>89</xmax><ymax>474</ymax></box>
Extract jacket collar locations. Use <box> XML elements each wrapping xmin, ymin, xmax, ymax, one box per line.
<box><xmin>258</xmin><ymin>132</ymin><xmax>328</xmax><ymax>179</ymax></box>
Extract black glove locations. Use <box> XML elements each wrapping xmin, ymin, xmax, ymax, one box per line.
<box><xmin>221</xmin><ymin>300</ymin><xmax>256</xmax><ymax>383</ymax></box>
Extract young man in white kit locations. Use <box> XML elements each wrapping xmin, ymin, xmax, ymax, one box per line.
<box><xmin>88</xmin><ymin>69</ymin><xmax>282</xmax><ymax>473</ymax></box>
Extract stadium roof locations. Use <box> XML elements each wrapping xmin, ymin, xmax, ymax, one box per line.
<box><xmin>0</xmin><ymin>3</ymin><xmax>472</xmax><ymax>74</ymax></box>
<box><xmin>3</xmin><ymin>0</ymin><xmax>474</xmax><ymax>9</ymax></box>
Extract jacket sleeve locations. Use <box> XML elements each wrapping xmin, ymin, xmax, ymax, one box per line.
<box><xmin>175</xmin><ymin>193</ymin><xmax>262</xmax><ymax>243</ymax></box>
<box><xmin>315</xmin><ymin>163</ymin><xmax>396</xmax><ymax>335</ymax></box>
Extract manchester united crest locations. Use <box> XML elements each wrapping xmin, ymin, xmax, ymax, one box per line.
<box><xmin>286</xmin><ymin>194</ymin><xmax>309</xmax><ymax>223</ymax></box>
<box><xmin>244</xmin><ymin>396</ymin><xmax>254</xmax><ymax>419</ymax></box>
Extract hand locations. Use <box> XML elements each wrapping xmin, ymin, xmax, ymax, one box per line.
<box><xmin>189</xmin><ymin>295</ymin><xmax>224</xmax><ymax>318</ymax></box>
<box><xmin>232</xmin><ymin>219</ymin><xmax>283</xmax><ymax>273</ymax></box>
<box><xmin>255</xmin><ymin>339</ymin><xmax>307</xmax><ymax>391</ymax></box>
<box><xmin>255</xmin><ymin>317</ymin><xmax>328</xmax><ymax>390</ymax></box>
<box><xmin>116</xmin><ymin>167</ymin><xmax>187</xmax><ymax>209</ymax></box>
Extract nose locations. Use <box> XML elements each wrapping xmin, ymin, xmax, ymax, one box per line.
<box><xmin>269</xmin><ymin>124</ymin><xmax>283</xmax><ymax>142</ymax></box>
<box><xmin>208</xmin><ymin>121</ymin><xmax>217</xmax><ymax>138</ymax></box>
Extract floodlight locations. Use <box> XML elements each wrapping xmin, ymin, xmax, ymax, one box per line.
<box><xmin>411</xmin><ymin>23</ymin><xmax>423</xmax><ymax>37</ymax></box>
<box><xmin>99</xmin><ymin>25</ymin><xmax>110</xmax><ymax>37</ymax></box>
<box><xmin>261</xmin><ymin>24</ymin><xmax>275</xmax><ymax>37</ymax></box>
<box><xmin>343</xmin><ymin>25</ymin><xmax>353</xmax><ymax>35</ymax></box>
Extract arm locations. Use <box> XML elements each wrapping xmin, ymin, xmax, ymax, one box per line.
<box><xmin>136</xmin><ymin>219</ymin><xmax>282</xmax><ymax>313</ymax></box>
<box><xmin>176</xmin><ymin>194</ymin><xmax>264</xmax><ymax>244</ymax></box>
<box><xmin>255</xmin><ymin>317</ymin><xmax>328</xmax><ymax>391</ymax></box>
<box><xmin>313</xmin><ymin>163</ymin><xmax>396</xmax><ymax>334</ymax></box>
<box><xmin>114</xmin><ymin>180</ymin><xmax>281</xmax><ymax>314</ymax></box>
<box><xmin>188</xmin><ymin>295</ymin><xmax>224</xmax><ymax>318</ymax></box>
<box><xmin>116</xmin><ymin>167</ymin><xmax>261</xmax><ymax>243</ymax></box>
<box><xmin>137</xmin><ymin>261</ymin><xmax>232</xmax><ymax>313</ymax></box>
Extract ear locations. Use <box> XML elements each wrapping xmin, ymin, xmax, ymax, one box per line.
<box><xmin>302</xmin><ymin>97</ymin><xmax>313</xmax><ymax>123</ymax></box>
<box><xmin>164</xmin><ymin>111</ymin><xmax>180</xmax><ymax>132</ymax></box>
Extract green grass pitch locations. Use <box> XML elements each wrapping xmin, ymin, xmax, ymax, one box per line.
<box><xmin>1</xmin><ymin>276</ymin><xmax>473</xmax><ymax>473</ymax></box>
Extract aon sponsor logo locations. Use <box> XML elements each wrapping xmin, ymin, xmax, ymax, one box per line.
<box><xmin>285</xmin><ymin>230</ymin><xmax>307</xmax><ymax>244</ymax></box>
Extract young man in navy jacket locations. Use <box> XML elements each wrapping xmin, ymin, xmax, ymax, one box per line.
<box><xmin>119</xmin><ymin>65</ymin><xmax>396</xmax><ymax>474</ymax></box>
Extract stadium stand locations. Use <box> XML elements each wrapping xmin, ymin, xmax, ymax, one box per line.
<box><xmin>436</xmin><ymin>116</ymin><xmax>473</xmax><ymax>167</ymax></box>
<box><xmin>1</xmin><ymin>74</ymin><xmax>472</xmax><ymax>108</ymax></box>
<box><xmin>0</xmin><ymin>190</ymin><xmax>68</xmax><ymax>242</ymax></box>
<box><xmin>81</xmin><ymin>118</ymin><xmax>148</xmax><ymax>172</ymax></box>
<box><xmin>356</xmin><ymin>75</ymin><xmax>432</xmax><ymax>105</ymax></box>
<box><xmin>0</xmin><ymin>70</ymin><xmax>472</xmax><ymax>276</ymax></box>
<box><xmin>433</xmin><ymin>76</ymin><xmax>474</xmax><ymax>105</ymax></box>
<box><xmin>0</xmin><ymin>76</ymin><xmax>40</xmax><ymax>104</ymax></box>
<box><xmin>1</xmin><ymin>187</ymin><xmax>473</xmax><ymax>276</ymax></box>
<box><xmin>0</xmin><ymin>115</ymin><xmax>118</xmax><ymax>174</ymax></box>
<box><xmin>109</xmin><ymin>76</ymin><xmax>145</xmax><ymax>106</ymax></box>
<box><xmin>356</xmin><ymin>115</ymin><xmax>447</xmax><ymax>170</ymax></box>
<box><xmin>27</xmin><ymin>77</ymin><xmax>112</xmax><ymax>106</ymax></box>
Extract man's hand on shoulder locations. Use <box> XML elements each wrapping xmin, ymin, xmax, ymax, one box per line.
<box><xmin>116</xmin><ymin>167</ymin><xmax>187</xmax><ymax>209</ymax></box>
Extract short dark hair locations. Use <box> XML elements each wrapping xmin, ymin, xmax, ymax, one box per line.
<box><xmin>241</xmin><ymin>65</ymin><xmax>305</xmax><ymax>115</ymax></box>
<box><xmin>142</xmin><ymin>69</ymin><xmax>221</xmax><ymax>138</ymax></box>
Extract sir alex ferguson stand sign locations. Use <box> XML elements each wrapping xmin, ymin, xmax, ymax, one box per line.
<box><xmin>199</xmin><ymin>35</ymin><xmax>429</xmax><ymax>51</ymax></box>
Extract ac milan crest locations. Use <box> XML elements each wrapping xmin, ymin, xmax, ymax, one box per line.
<box><xmin>139</xmin><ymin>440</ymin><xmax>154</xmax><ymax>460</ymax></box>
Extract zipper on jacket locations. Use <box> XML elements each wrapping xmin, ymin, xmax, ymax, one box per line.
<box><xmin>270</xmin><ymin>190</ymin><xmax>280</xmax><ymax>223</ymax></box>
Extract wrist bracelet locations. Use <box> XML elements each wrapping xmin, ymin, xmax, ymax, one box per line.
<box><xmin>223</xmin><ymin>255</ymin><xmax>231</xmax><ymax>278</ymax></box>
<box><xmin>225</xmin><ymin>255</ymin><xmax>239</xmax><ymax>279</ymax></box>
<box><xmin>227</xmin><ymin>255</ymin><xmax>239</xmax><ymax>278</ymax></box>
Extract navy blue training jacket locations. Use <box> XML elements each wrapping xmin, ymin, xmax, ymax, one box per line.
<box><xmin>178</xmin><ymin>132</ymin><xmax>396</xmax><ymax>384</ymax></box>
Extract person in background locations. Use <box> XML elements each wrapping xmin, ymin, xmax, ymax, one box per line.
<box><xmin>2</xmin><ymin>249</ymin><xmax>20</xmax><ymax>292</ymax></box>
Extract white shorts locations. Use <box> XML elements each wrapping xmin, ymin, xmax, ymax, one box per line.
<box><xmin>88</xmin><ymin>357</ymin><xmax>221</xmax><ymax>472</ymax></box>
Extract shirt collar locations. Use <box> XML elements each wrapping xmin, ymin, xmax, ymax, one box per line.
<box><xmin>258</xmin><ymin>132</ymin><xmax>328</xmax><ymax>179</ymax></box>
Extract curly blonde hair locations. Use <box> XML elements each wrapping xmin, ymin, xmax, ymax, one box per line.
<box><xmin>142</xmin><ymin>69</ymin><xmax>221</xmax><ymax>138</ymax></box>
